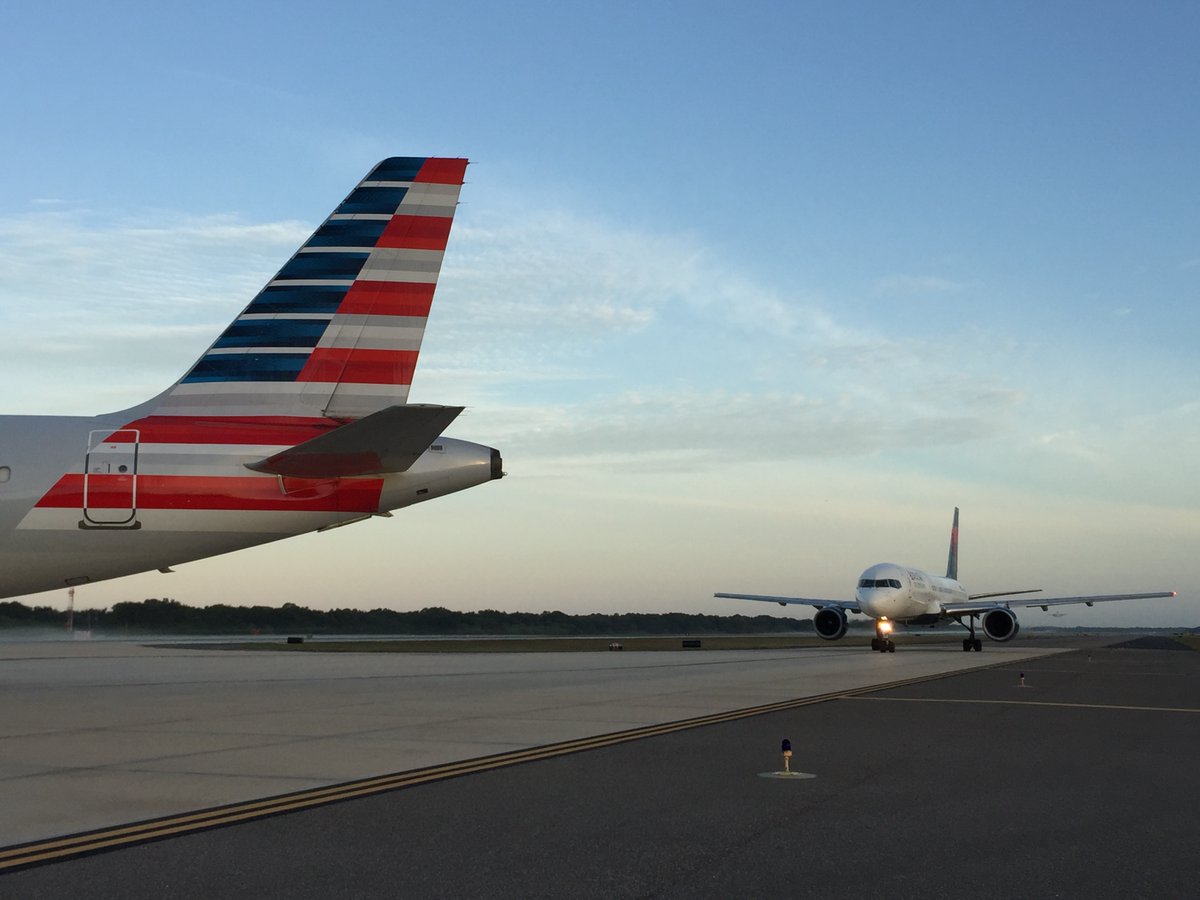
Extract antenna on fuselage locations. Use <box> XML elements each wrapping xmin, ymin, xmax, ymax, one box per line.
<box><xmin>945</xmin><ymin>507</ymin><xmax>960</xmax><ymax>581</ymax></box>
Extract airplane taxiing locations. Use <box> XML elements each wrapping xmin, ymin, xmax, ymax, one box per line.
<box><xmin>716</xmin><ymin>508</ymin><xmax>1175</xmax><ymax>652</ymax></box>
<box><xmin>0</xmin><ymin>157</ymin><xmax>502</xmax><ymax>600</ymax></box>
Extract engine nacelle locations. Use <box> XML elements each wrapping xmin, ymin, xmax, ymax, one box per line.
<box><xmin>981</xmin><ymin>608</ymin><xmax>1020</xmax><ymax>642</ymax></box>
<box><xmin>813</xmin><ymin>607</ymin><xmax>848</xmax><ymax>640</ymax></box>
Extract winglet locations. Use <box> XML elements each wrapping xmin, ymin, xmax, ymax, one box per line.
<box><xmin>945</xmin><ymin>507</ymin><xmax>960</xmax><ymax>580</ymax></box>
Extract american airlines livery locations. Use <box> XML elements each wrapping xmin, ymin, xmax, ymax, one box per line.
<box><xmin>716</xmin><ymin>508</ymin><xmax>1175</xmax><ymax>652</ymax></box>
<box><xmin>0</xmin><ymin>156</ymin><xmax>502</xmax><ymax>600</ymax></box>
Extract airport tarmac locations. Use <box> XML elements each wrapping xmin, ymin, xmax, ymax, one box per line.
<box><xmin>0</xmin><ymin>637</ymin><xmax>1058</xmax><ymax>848</ymax></box>
<box><xmin>2</xmin><ymin>637</ymin><xmax>1197</xmax><ymax>897</ymax></box>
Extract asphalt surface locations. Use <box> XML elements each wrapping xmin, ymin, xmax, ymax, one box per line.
<box><xmin>0</xmin><ymin>638</ymin><xmax>1051</xmax><ymax>847</ymax></box>
<box><xmin>3</xmin><ymin>639</ymin><xmax>1197</xmax><ymax>899</ymax></box>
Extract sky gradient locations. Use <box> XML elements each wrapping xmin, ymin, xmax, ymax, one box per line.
<box><xmin>0</xmin><ymin>1</ymin><xmax>1196</xmax><ymax>626</ymax></box>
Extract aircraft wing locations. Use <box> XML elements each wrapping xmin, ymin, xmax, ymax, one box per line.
<box><xmin>943</xmin><ymin>591</ymin><xmax>1176</xmax><ymax>616</ymax></box>
<box><xmin>967</xmin><ymin>589</ymin><xmax>1042</xmax><ymax>600</ymax></box>
<box><xmin>714</xmin><ymin>593</ymin><xmax>860</xmax><ymax>612</ymax></box>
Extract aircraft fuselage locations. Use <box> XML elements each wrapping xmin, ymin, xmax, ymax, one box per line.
<box><xmin>0</xmin><ymin>410</ymin><xmax>499</xmax><ymax>599</ymax></box>
<box><xmin>854</xmin><ymin>562</ymin><xmax>968</xmax><ymax>623</ymax></box>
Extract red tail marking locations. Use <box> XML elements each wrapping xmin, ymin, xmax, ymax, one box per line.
<box><xmin>338</xmin><ymin>281</ymin><xmax>435</xmax><ymax>317</ymax></box>
<box><xmin>412</xmin><ymin>158</ymin><xmax>467</xmax><ymax>184</ymax></box>
<box><xmin>377</xmin><ymin>215</ymin><xmax>453</xmax><ymax>251</ymax></box>
<box><xmin>297</xmin><ymin>348</ymin><xmax>419</xmax><ymax>385</ymax></box>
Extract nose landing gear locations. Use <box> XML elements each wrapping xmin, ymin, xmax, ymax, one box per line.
<box><xmin>871</xmin><ymin>621</ymin><xmax>895</xmax><ymax>653</ymax></box>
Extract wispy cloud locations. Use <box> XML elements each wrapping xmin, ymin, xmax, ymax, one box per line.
<box><xmin>1032</xmin><ymin>429</ymin><xmax>1109</xmax><ymax>465</ymax></box>
<box><xmin>0</xmin><ymin>208</ymin><xmax>309</xmax><ymax>412</ymax></box>
<box><xmin>0</xmin><ymin>202</ymin><xmax>1110</xmax><ymax>489</ymax></box>
<box><xmin>431</xmin><ymin>209</ymin><xmax>892</xmax><ymax>378</ymax></box>
<box><xmin>1</xmin><ymin>202</ymin><xmax>1031</xmax><ymax>465</ymax></box>
<box><xmin>440</xmin><ymin>209</ymin><xmax>832</xmax><ymax>340</ymax></box>
<box><xmin>456</xmin><ymin>380</ymin><xmax>1021</xmax><ymax>474</ymax></box>
<box><xmin>0</xmin><ymin>209</ymin><xmax>307</xmax><ymax>321</ymax></box>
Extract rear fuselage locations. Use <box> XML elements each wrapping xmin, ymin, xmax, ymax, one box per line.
<box><xmin>0</xmin><ymin>411</ymin><xmax>499</xmax><ymax>599</ymax></box>
<box><xmin>0</xmin><ymin>156</ymin><xmax>503</xmax><ymax>601</ymax></box>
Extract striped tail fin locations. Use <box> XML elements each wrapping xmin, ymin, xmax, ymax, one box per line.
<box><xmin>945</xmin><ymin>506</ymin><xmax>960</xmax><ymax>580</ymax></box>
<box><xmin>154</xmin><ymin>157</ymin><xmax>467</xmax><ymax>420</ymax></box>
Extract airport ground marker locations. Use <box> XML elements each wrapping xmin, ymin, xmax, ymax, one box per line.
<box><xmin>757</xmin><ymin>737</ymin><xmax>817</xmax><ymax>780</ymax></box>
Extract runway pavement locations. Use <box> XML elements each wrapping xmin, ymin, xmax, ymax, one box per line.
<box><xmin>0</xmin><ymin>636</ymin><xmax>1055</xmax><ymax>847</ymax></box>
<box><xmin>2</xmin><ymin>637</ymin><xmax>1197</xmax><ymax>897</ymax></box>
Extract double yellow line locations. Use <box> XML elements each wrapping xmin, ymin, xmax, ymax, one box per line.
<box><xmin>0</xmin><ymin>665</ymin><xmax>996</xmax><ymax>872</ymax></box>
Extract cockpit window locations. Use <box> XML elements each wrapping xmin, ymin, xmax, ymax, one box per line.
<box><xmin>858</xmin><ymin>578</ymin><xmax>902</xmax><ymax>589</ymax></box>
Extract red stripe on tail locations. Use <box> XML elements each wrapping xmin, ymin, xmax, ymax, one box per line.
<box><xmin>338</xmin><ymin>281</ymin><xmax>435</xmax><ymax>317</ymax></box>
<box><xmin>412</xmin><ymin>158</ymin><xmax>467</xmax><ymax>184</ymax></box>
<box><xmin>377</xmin><ymin>215</ymin><xmax>453</xmax><ymax>251</ymax></box>
<box><xmin>297</xmin><ymin>348</ymin><xmax>419</xmax><ymax>385</ymax></box>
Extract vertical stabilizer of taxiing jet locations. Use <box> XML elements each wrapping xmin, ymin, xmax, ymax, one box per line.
<box><xmin>945</xmin><ymin>506</ymin><xmax>960</xmax><ymax>580</ymax></box>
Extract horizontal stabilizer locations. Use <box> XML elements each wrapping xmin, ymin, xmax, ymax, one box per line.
<box><xmin>246</xmin><ymin>404</ymin><xmax>463</xmax><ymax>477</ymax></box>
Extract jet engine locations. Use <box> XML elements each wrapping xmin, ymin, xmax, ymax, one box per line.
<box><xmin>813</xmin><ymin>607</ymin><xmax>848</xmax><ymax>640</ymax></box>
<box><xmin>981</xmin><ymin>608</ymin><xmax>1020</xmax><ymax>642</ymax></box>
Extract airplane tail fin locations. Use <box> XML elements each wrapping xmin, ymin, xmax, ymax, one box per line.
<box><xmin>945</xmin><ymin>507</ymin><xmax>960</xmax><ymax>580</ymax></box>
<box><xmin>153</xmin><ymin>157</ymin><xmax>467</xmax><ymax>421</ymax></box>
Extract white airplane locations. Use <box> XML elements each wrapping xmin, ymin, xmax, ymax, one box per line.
<box><xmin>0</xmin><ymin>156</ymin><xmax>502</xmax><ymax>600</ymax></box>
<box><xmin>716</xmin><ymin>508</ymin><xmax>1176</xmax><ymax>652</ymax></box>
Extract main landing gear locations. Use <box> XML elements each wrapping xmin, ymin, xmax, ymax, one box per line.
<box><xmin>959</xmin><ymin>615</ymin><xmax>983</xmax><ymax>652</ymax></box>
<box><xmin>871</xmin><ymin>621</ymin><xmax>895</xmax><ymax>653</ymax></box>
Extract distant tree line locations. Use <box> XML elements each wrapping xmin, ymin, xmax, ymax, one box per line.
<box><xmin>0</xmin><ymin>597</ymin><xmax>814</xmax><ymax>636</ymax></box>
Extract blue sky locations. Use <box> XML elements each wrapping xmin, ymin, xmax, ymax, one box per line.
<box><xmin>1</xmin><ymin>1</ymin><xmax>1196</xmax><ymax>626</ymax></box>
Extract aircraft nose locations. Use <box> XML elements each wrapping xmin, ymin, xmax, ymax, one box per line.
<box><xmin>857</xmin><ymin>589</ymin><xmax>889</xmax><ymax>618</ymax></box>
